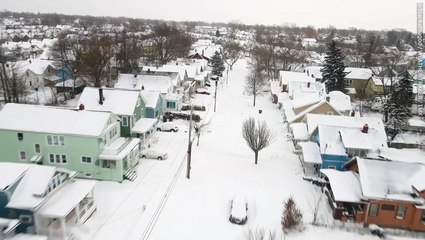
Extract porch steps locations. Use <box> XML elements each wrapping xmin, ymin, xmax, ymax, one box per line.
<box><xmin>124</xmin><ymin>169</ymin><xmax>138</xmax><ymax>181</ymax></box>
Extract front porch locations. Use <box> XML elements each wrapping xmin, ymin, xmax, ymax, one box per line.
<box><xmin>36</xmin><ymin>180</ymin><xmax>97</xmax><ymax>239</ymax></box>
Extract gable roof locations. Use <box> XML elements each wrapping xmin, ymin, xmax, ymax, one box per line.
<box><xmin>289</xmin><ymin>100</ymin><xmax>341</xmax><ymax>123</ymax></box>
<box><xmin>140</xmin><ymin>90</ymin><xmax>161</xmax><ymax>108</ymax></box>
<box><xmin>0</xmin><ymin>103</ymin><xmax>112</xmax><ymax>137</ymax></box>
<box><xmin>6</xmin><ymin>165</ymin><xmax>57</xmax><ymax>210</ymax></box>
<box><xmin>78</xmin><ymin>87</ymin><xmax>140</xmax><ymax>116</ymax></box>
<box><xmin>327</xmin><ymin>91</ymin><xmax>352</xmax><ymax>112</ymax></box>
<box><xmin>357</xmin><ymin>157</ymin><xmax>425</xmax><ymax>203</ymax></box>
<box><xmin>0</xmin><ymin>163</ymin><xmax>30</xmax><ymax>190</ymax></box>
<box><xmin>115</xmin><ymin>74</ymin><xmax>172</xmax><ymax>94</ymax></box>
<box><xmin>320</xmin><ymin>169</ymin><xmax>363</xmax><ymax>203</ymax></box>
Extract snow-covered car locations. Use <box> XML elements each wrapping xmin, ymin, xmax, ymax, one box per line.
<box><xmin>229</xmin><ymin>196</ymin><xmax>248</xmax><ymax>225</ymax></box>
<box><xmin>195</xmin><ymin>88</ymin><xmax>211</xmax><ymax>95</ymax></box>
<box><xmin>140</xmin><ymin>149</ymin><xmax>168</xmax><ymax>160</ymax></box>
<box><xmin>156</xmin><ymin>122</ymin><xmax>179</xmax><ymax>132</ymax></box>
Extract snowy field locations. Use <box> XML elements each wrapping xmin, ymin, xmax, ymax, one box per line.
<box><xmin>72</xmin><ymin>59</ymin><xmax>422</xmax><ymax>240</ymax></box>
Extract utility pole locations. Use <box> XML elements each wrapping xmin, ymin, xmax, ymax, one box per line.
<box><xmin>214</xmin><ymin>80</ymin><xmax>218</xmax><ymax>112</ymax></box>
<box><xmin>186</xmin><ymin>103</ymin><xmax>193</xmax><ymax>179</ymax></box>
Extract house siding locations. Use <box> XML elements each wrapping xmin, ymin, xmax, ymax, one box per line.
<box><xmin>321</xmin><ymin>154</ymin><xmax>349</xmax><ymax>171</ymax></box>
<box><xmin>0</xmin><ymin>121</ymin><xmax>126</xmax><ymax>181</ymax></box>
<box><xmin>364</xmin><ymin>200</ymin><xmax>425</xmax><ymax>231</ymax></box>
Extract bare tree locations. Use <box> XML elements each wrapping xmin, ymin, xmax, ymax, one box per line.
<box><xmin>7</xmin><ymin>63</ymin><xmax>29</xmax><ymax>103</ymax></box>
<box><xmin>307</xmin><ymin>193</ymin><xmax>323</xmax><ymax>225</ymax></box>
<box><xmin>245</xmin><ymin>62</ymin><xmax>267</xmax><ymax>107</ymax></box>
<box><xmin>79</xmin><ymin>36</ymin><xmax>114</xmax><ymax>87</ymax></box>
<box><xmin>115</xmin><ymin>30</ymin><xmax>144</xmax><ymax>73</ymax></box>
<box><xmin>150</xmin><ymin>23</ymin><xmax>192</xmax><ymax>65</ymax></box>
<box><xmin>222</xmin><ymin>41</ymin><xmax>244</xmax><ymax>71</ymax></box>
<box><xmin>242</xmin><ymin>117</ymin><xmax>274</xmax><ymax>165</ymax></box>
<box><xmin>0</xmin><ymin>46</ymin><xmax>13</xmax><ymax>103</ymax></box>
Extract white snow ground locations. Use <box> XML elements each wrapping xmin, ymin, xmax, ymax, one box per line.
<box><xmin>75</xmin><ymin>59</ymin><xmax>421</xmax><ymax>240</ymax></box>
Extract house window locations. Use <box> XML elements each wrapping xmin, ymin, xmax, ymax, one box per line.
<box><xmin>369</xmin><ymin>203</ymin><xmax>380</xmax><ymax>217</ymax></box>
<box><xmin>382</xmin><ymin>204</ymin><xmax>395</xmax><ymax>211</ymax></box>
<box><xmin>122</xmin><ymin>116</ymin><xmax>128</xmax><ymax>127</ymax></box>
<box><xmin>422</xmin><ymin>210</ymin><xmax>425</xmax><ymax>224</ymax></box>
<box><xmin>328</xmin><ymin>165</ymin><xmax>336</xmax><ymax>169</ymax></box>
<box><xmin>346</xmin><ymin>79</ymin><xmax>353</xmax><ymax>85</ymax></box>
<box><xmin>82</xmin><ymin>156</ymin><xmax>92</xmax><ymax>164</ymax></box>
<box><xmin>19</xmin><ymin>151</ymin><xmax>27</xmax><ymax>161</ymax></box>
<box><xmin>326</xmin><ymin>111</ymin><xmax>333</xmax><ymax>115</ymax></box>
<box><xmin>19</xmin><ymin>215</ymin><xmax>32</xmax><ymax>224</ymax></box>
<box><xmin>47</xmin><ymin>135</ymin><xmax>65</xmax><ymax>146</ymax></box>
<box><xmin>396</xmin><ymin>206</ymin><xmax>407</xmax><ymax>219</ymax></box>
<box><xmin>17</xmin><ymin>133</ymin><xmax>24</xmax><ymax>141</ymax></box>
<box><xmin>102</xmin><ymin>160</ymin><xmax>116</xmax><ymax>169</ymax></box>
<box><xmin>34</xmin><ymin>144</ymin><xmax>41</xmax><ymax>153</ymax></box>
<box><xmin>166</xmin><ymin>101</ymin><xmax>176</xmax><ymax>109</ymax></box>
<box><xmin>49</xmin><ymin>154</ymin><xmax>67</xmax><ymax>164</ymax></box>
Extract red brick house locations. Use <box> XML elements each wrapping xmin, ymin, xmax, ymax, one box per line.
<box><xmin>321</xmin><ymin>157</ymin><xmax>425</xmax><ymax>231</ymax></box>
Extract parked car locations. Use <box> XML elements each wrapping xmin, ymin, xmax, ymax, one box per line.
<box><xmin>196</xmin><ymin>88</ymin><xmax>211</xmax><ymax>95</ymax></box>
<box><xmin>140</xmin><ymin>149</ymin><xmax>168</xmax><ymax>160</ymax></box>
<box><xmin>229</xmin><ymin>196</ymin><xmax>248</xmax><ymax>225</ymax></box>
<box><xmin>156</xmin><ymin>122</ymin><xmax>179</xmax><ymax>132</ymax></box>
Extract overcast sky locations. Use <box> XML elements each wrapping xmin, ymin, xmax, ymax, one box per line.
<box><xmin>1</xmin><ymin>0</ymin><xmax>421</xmax><ymax>32</ymax></box>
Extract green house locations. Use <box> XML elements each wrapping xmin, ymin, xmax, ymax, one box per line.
<box><xmin>0</xmin><ymin>103</ymin><xmax>141</xmax><ymax>182</ymax></box>
<box><xmin>78</xmin><ymin>87</ymin><xmax>145</xmax><ymax>137</ymax></box>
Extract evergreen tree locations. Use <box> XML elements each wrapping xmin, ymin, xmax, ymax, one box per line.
<box><xmin>384</xmin><ymin>71</ymin><xmax>414</xmax><ymax>140</ymax></box>
<box><xmin>322</xmin><ymin>40</ymin><xmax>348</xmax><ymax>93</ymax></box>
<box><xmin>211</xmin><ymin>51</ymin><xmax>225</xmax><ymax>76</ymax></box>
<box><xmin>392</xmin><ymin>71</ymin><xmax>414</xmax><ymax>108</ymax></box>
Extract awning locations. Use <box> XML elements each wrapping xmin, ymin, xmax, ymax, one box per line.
<box><xmin>30</xmin><ymin>155</ymin><xmax>43</xmax><ymax>163</ymax></box>
<box><xmin>131</xmin><ymin>118</ymin><xmax>158</xmax><ymax>134</ymax></box>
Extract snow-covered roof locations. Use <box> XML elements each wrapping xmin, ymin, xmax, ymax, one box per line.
<box><xmin>99</xmin><ymin>137</ymin><xmax>141</xmax><ymax>161</ymax></box>
<box><xmin>290</xmin><ymin>123</ymin><xmax>308</xmax><ymax>141</ymax></box>
<box><xmin>327</xmin><ymin>91</ymin><xmax>352</xmax><ymax>112</ymax></box>
<box><xmin>288</xmin><ymin>81</ymin><xmax>325</xmax><ymax>100</ymax></box>
<box><xmin>345</xmin><ymin>67</ymin><xmax>373</xmax><ymax>80</ymax></box>
<box><xmin>270</xmin><ymin>81</ymin><xmax>282</xmax><ymax>95</ymax></box>
<box><xmin>0</xmin><ymin>163</ymin><xmax>30</xmax><ymax>190</ymax></box>
<box><xmin>115</xmin><ymin>74</ymin><xmax>172</xmax><ymax>94</ymax></box>
<box><xmin>305</xmin><ymin>67</ymin><xmax>372</xmax><ymax>80</ymax></box>
<box><xmin>298</xmin><ymin>142</ymin><xmax>322</xmax><ymax>164</ymax></box>
<box><xmin>280</xmin><ymin>71</ymin><xmax>314</xmax><ymax>85</ymax></box>
<box><xmin>318</xmin><ymin>125</ymin><xmax>347</xmax><ymax>155</ymax></box>
<box><xmin>411</xmin><ymin>167</ymin><xmax>425</xmax><ymax>192</ymax></box>
<box><xmin>17</xmin><ymin>59</ymin><xmax>55</xmax><ymax>75</ymax></box>
<box><xmin>292</xmin><ymin>95</ymin><xmax>322</xmax><ymax>110</ymax></box>
<box><xmin>148</xmin><ymin>65</ymin><xmax>187</xmax><ymax>82</ymax></box>
<box><xmin>7</xmin><ymin>165</ymin><xmax>56</xmax><ymax>209</ymax></box>
<box><xmin>131</xmin><ymin>118</ymin><xmax>158</xmax><ymax>134</ymax></box>
<box><xmin>289</xmin><ymin>100</ymin><xmax>341</xmax><ymax>123</ymax></box>
<box><xmin>0</xmin><ymin>104</ymin><xmax>113</xmax><ymax>137</ymax></box>
<box><xmin>339</xmin><ymin>129</ymin><xmax>373</xmax><ymax>150</ymax></box>
<box><xmin>78</xmin><ymin>87</ymin><xmax>140</xmax><ymax>116</ymax></box>
<box><xmin>140</xmin><ymin>90</ymin><xmax>161</xmax><ymax>108</ymax></box>
<box><xmin>371</xmin><ymin>76</ymin><xmax>393</xmax><ymax>86</ymax></box>
<box><xmin>392</xmin><ymin>131</ymin><xmax>425</xmax><ymax>145</ymax></box>
<box><xmin>37</xmin><ymin>180</ymin><xmax>96</xmax><ymax>218</ymax></box>
<box><xmin>379</xmin><ymin>148</ymin><xmax>425</xmax><ymax>164</ymax></box>
<box><xmin>320</xmin><ymin>169</ymin><xmax>363</xmax><ymax>203</ymax></box>
<box><xmin>357</xmin><ymin>157</ymin><xmax>425</xmax><ymax>202</ymax></box>
<box><xmin>55</xmin><ymin>78</ymin><xmax>85</xmax><ymax>87</ymax></box>
<box><xmin>7</xmin><ymin>234</ymin><xmax>48</xmax><ymax>240</ymax></box>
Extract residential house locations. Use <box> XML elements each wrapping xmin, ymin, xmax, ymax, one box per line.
<box><xmin>0</xmin><ymin>103</ymin><xmax>141</xmax><ymax>182</ymax></box>
<box><xmin>364</xmin><ymin>76</ymin><xmax>394</xmax><ymax>100</ymax></box>
<box><xmin>306</xmin><ymin>66</ymin><xmax>373</xmax><ymax>98</ymax></box>
<box><xmin>78</xmin><ymin>87</ymin><xmax>145</xmax><ymax>137</ymax></box>
<box><xmin>0</xmin><ymin>162</ymin><xmax>96</xmax><ymax>238</ymax></box>
<box><xmin>16</xmin><ymin>59</ymin><xmax>57</xmax><ymax>89</ymax></box>
<box><xmin>322</xmin><ymin>158</ymin><xmax>425</xmax><ymax>231</ymax></box>
<box><xmin>115</xmin><ymin>73</ymin><xmax>182</xmax><ymax>113</ymax></box>
<box><xmin>326</xmin><ymin>91</ymin><xmax>353</xmax><ymax>116</ymax></box>
<box><xmin>306</xmin><ymin>114</ymin><xmax>387</xmax><ymax>170</ymax></box>
<box><xmin>140</xmin><ymin>90</ymin><xmax>162</xmax><ymax>119</ymax></box>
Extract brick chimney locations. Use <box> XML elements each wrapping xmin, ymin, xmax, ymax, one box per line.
<box><xmin>99</xmin><ymin>88</ymin><xmax>104</xmax><ymax>105</ymax></box>
<box><xmin>361</xmin><ymin>124</ymin><xmax>369</xmax><ymax>133</ymax></box>
<box><xmin>79</xmin><ymin>103</ymin><xmax>85</xmax><ymax>110</ymax></box>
